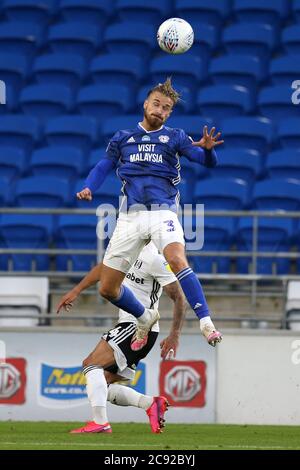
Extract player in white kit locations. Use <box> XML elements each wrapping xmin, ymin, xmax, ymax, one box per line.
<box><xmin>57</xmin><ymin>242</ymin><xmax>186</xmax><ymax>434</ymax></box>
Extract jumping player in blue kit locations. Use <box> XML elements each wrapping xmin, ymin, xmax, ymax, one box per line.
<box><xmin>76</xmin><ymin>79</ymin><xmax>224</xmax><ymax>400</ymax></box>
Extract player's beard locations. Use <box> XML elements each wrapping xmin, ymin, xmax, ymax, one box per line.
<box><xmin>144</xmin><ymin>109</ymin><xmax>165</xmax><ymax>129</ymax></box>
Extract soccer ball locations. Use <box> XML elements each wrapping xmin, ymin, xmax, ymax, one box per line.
<box><xmin>157</xmin><ymin>18</ymin><xmax>194</xmax><ymax>54</ymax></box>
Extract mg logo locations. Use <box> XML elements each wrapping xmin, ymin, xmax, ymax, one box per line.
<box><xmin>165</xmin><ymin>365</ymin><xmax>200</xmax><ymax>401</ymax></box>
<box><xmin>160</xmin><ymin>360</ymin><xmax>207</xmax><ymax>407</ymax></box>
<box><xmin>0</xmin><ymin>362</ymin><xmax>21</xmax><ymax>398</ymax></box>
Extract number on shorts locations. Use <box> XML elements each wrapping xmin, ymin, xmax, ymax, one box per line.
<box><xmin>164</xmin><ymin>220</ymin><xmax>176</xmax><ymax>232</ymax></box>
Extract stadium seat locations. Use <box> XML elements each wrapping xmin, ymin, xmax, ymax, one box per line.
<box><xmin>2</xmin><ymin>0</ymin><xmax>58</xmax><ymax>25</ymax></box>
<box><xmin>258</xmin><ymin>85</ymin><xmax>298</xmax><ymax>124</ymax></box>
<box><xmin>0</xmin><ymin>115</ymin><xmax>40</xmax><ymax>154</ymax></box>
<box><xmin>270</xmin><ymin>55</ymin><xmax>300</xmax><ymax>85</ymax></box>
<box><xmin>0</xmin><ymin>176</ymin><xmax>12</xmax><ymax>206</ymax></box>
<box><xmin>252</xmin><ymin>179</ymin><xmax>300</xmax><ymax>211</ymax></box>
<box><xmin>115</xmin><ymin>0</ymin><xmax>171</xmax><ymax>26</ymax></box>
<box><xmin>56</xmin><ymin>214</ymin><xmax>98</xmax><ymax>272</ymax></box>
<box><xmin>19</xmin><ymin>84</ymin><xmax>73</xmax><ymax>122</ymax></box>
<box><xmin>212</xmin><ymin>148</ymin><xmax>262</xmax><ymax>184</ymax></box>
<box><xmin>278</xmin><ymin>119</ymin><xmax>300</xmax><ymax>148</ymax></box>
<box><xmin>221</xmin><ymin>117</ymin><xmax>273</xmax><ymax>154</ymax></box>
<box><xmin>89</xmin><ymin>53</ymin><xmax>145</xmax><ymax>89</ymax></box>
<box><xmin>101</xmin><ymin>114</ymin><xmax>141</xmax><ymax>143</ymax></box>
<box><xmin>223</xmin><ymin>23</ymin><xmax>276</xmax><ymax>61</ymax></box>
<box><xmin>236</xmin><ymin>217</ymin><xmax>293</xmax><ymax>274</ymax></box>
<box><xmin>75</xmin><ymin>175</ymin><xmax>121</xmax><ymax>208</ymax></box>
<box><xmin>59</xmin><ymin>0</ymin><xmax>113</xmax><ymax>26</ymax></box>
<box><xmin>0</xmin><ymin>214</ymin><xmax>53</xmax><ymax>271</ymax></box>
<box><xmin>292</xmin><ymin>0</ymin><xmax>300</xmax><ymax>23</ymax></box>
<box><xmin>150</xmin><ymin>55</ymin><xmax>206</xmax><ymax>93</ymax></box>
<box><xmin>0</xmin><ymin>147</ymin><xmax>26</xmax><ymax>180</ymax></box>
<box><xmin>0</xmin><ymin>52</ymin><xmax>29</xmax><ymax>91</ymax></box>
<box><xmin>209</xmin><ymin>54</ymin><xmax>266</xmax><ymax>95</ymax></box>
<box><xmin>30</xmin><ymin>146</ymin><xmax>84</xmax><ymax>180</ymax></box>
<box><xmin>0</xmin><ymin>21</ymin><xmax>44</xmax><ymax>56</ymax></box>
<box><xmin>0</xmin><ymin>84</ymin><xmax>18</xmax><ymax>113</ymax></box>
<box><xmin>137</xmin><ymin>85</ymin><xmax>195</xmax><ymax>115</ymax></box>
<box><xmin>186</xmin><ymin>216</ymin><xmax>235</xmax><ymax>273</ymax></box>
<box><xmin>45</xmin><ymin>115</ymin><xmax>98</xmax><ymax>153</ymax></box>
<box><xmin>175</xmin><ymin>0</ymin><xmax>231</xmax><ymax>27</ymax></box>
<box><xmin>32</xmin><ymin>53</ymin><xmax>87</xmax><ymax>90</ymax></box>
<box><xmin>167</xmin><ymin>116</ymin><xmax>213</xmax><ymax>142</ymax></box>
<box><xmin>180</xmin><ymin>157</ymin><xmax>208</xmax><ymax>190</ymax></box>
<box><xmin>191</xmin><ymin>22</ymin><xmax>219</xmax><ymax>64</ymax></box>
<box><xmin>233</xmin><ymin>0</ymin><xmax>290</xmax><ymax>27</ymax></box>
<box><xmin>15</xmin><ymin>176</ymin><xmax>71</xmax><ymax>208</ymax></box>
<box><xmin>104</xmin><ymin>22</ymin><xmax>156</xmax><ymax>58</ymax></box>
<box><xmin>282</xmin><ymin>25</ymin><xmax>300</xmax><ymax>55</ymax></box>
<box><xmin>76</xmin><ymin>84</ymin><xmax>133</xmax><ymax>123</ymax></box>
<box><xmin>197</xmin><ymin>85</ymin><xmax>253</xmax><ymax>120</ymax></box>
<box><xmin>194</xmin><ymin>177</ymin><xmax>249</xmax><ymax>209</ymax></box>
<box><xmin>87</xmin><ymin>148</ymin><xmax>107</xmax><ymax>174</ymax></box>
<box><xmin>48</xmin><ymin>22</ymin><xmax>102</xmax><ymax>59</ymax></box>
<box><xmin>266</xmin><ymin>150</ymin><xmax>300</xmax><ymax>180</ymax></box>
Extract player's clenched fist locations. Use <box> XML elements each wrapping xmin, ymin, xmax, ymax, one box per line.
<box><xmin>76</xmin><ymin>187</ymin><xmax>92</xmax><ymax>200</ymax></box>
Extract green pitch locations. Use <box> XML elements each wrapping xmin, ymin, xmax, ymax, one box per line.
<box><xmin>0</xmin><ymin>422</ymin><xmax>300</xmax><ymax>450</ymax></box>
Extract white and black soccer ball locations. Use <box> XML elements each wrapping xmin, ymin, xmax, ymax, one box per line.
<box><xmin>157</xmin><ymin>18</ymin><xmax>194</xmax><ymax>54</ymax></box>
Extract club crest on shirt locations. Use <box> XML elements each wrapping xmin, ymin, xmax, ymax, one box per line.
<box><xmin>159</xmin><ymin>135</ymin><xmax>170</xmax><ymax>143</ymax></box>
<box><xmin>142</xmin><ymin>135</ymin><xmax>151</xmax><ymax>142</ymax></box>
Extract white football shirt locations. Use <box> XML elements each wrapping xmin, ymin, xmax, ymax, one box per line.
<box><xmin>118</xmin><ymin>242</ymin><xmax>177</xmax><ymax>332</ymax></box>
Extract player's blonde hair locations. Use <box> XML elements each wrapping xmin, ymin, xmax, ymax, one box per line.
<box><xmin>147</xmin><ymin>77</ymin><xmax>180</xmax><ymax>105</ymax></box>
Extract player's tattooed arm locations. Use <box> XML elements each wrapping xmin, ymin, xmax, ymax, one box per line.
<box><xmin>160</xmin><ymin>281</ymin><xmax>187</xmax><ymax>359</ymax></box>
<box><xmin>192</xmin><ymin>125</ymin><xmax>224</xmax><ymax>150</ymax></box>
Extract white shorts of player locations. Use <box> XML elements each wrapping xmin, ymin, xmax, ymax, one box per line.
<box><xmin>103</xmin><ymin>210</ymin><xmax>185</xmax><ymax>273</ymax></box>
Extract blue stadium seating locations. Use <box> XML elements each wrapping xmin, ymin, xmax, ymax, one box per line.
<box><xmin>48</xmin><ymin>22</ymin><xmax>102</xmax><ymax>58</ymax></box>
<box><xmin>2</xmin><ymin>0</ymin><xmax>58</xmax><ymax>25</ymax></box>
<box><xmin>292</xmin><ymin>0</ymin><xmax>300</xmax><ymax>23</ymax></box>
<box><xmin>0</xmin><ymin>147</ymin><xmax>26</xmax><ymax>180</ymax></box>
<box><xmin>0</xmin><ymin>176</ymin><xmax>12</xmax><ymax>206</ymax></box>
<box><xmin>59</xmin><ymin>0</ymin><xmax>113</xmax><ymax>26</ymax></box>
<box><xmin>0</xmin><ymin>214</ymin><xmax>53</xmax><ymax>271</ymax></box>
<box><xmin>194</xmin><ymin>177</ymin><xmax>249</xmax><ymax>209</ymax></box>
<box><xmin>30</xmin><ymin>146</ymin><xmax>84</xmax><ymax>180</ymax></box>
<box><xmin>197</xmin><ymin>85</ymin><xmax>253</xmax><ymax>120</ymax></box>
<box><xmin>167</xmin><ymin>116</ymin><xmax>213</xmax><ymax>142</ymax></box>
<box><xmin>266</xmin><ymin>150</ymin><xmax>300</xmax><ymax>180</ymax></box>
<box><xmin>0</xmin><ymin>52</ymin><xmax>29</xmax><ymax>91</ymax></box>
<box><xmin>223</xmin><ymin>23</ymin><xmax>276</xmax><ymax>61</ymax></box>
<box><xmin>0</xmin><ymin>84</ymin><xmax>18</xmax><ymax>113</ymax></box>
<box><xmin>89</xmin><ymin>53</ymin><xmax>145</xmax><ymax>89</ymax></box>
<box><xmin>191</xmin><ymin>23</ymin><xmax>219</xmax><ymax>64</ymax></box>
<box><xmin>221</xmin><ymin>117</ymin><xmax>273</xmax><ymax>154</ymax></box>
<box><xmin>282</xmin><ymin>25</ymin><xmax>300</xmax><ymax>54</ymax></box>
<box><xmin>0</xmin><ymin>115</ymin><xmax>40</xmax><ymax>154</ymax></box>
<box><xmin>56</xmin><ymin>214</ymin><xmax>97</xmax><ymax>271</ymax></box>
<box><xmin>137</xmin><ymin>85</ymin><xmax>195</xmax><ymax>115</ymax></box>
<box><xmin>45</xmin><ymin>115</ymin><xmax>98</xmax><ymax>153</ymax></box>
<box><xmin>278</xmin><ymin>119</ymin><xmax>300</xmax><ymax>148</ymax></box>
<box><xmin>104</xmin><ymin>22</ymin><xmax>156</xmax><ymax>58</ymax></box>
<box><xmin>270</xmin><ymin>56</ymin><xmax>300</xmax><ymax>85</ymax></box>
<box><xmin>236</xmin><ymin>217</ymin><xmax>293</xmax><ymax>274</ymax></box>
<box><xmin>209</xmin><ymin>55</ymin><xmax>266</xmax><ymax>95</ymax></box>
<box><xmin>15</xmin><ymin>176</ymin><xmax>71</xmax><ymax>207</ymax></box>
<box><xmin>75</xmin><ymin>175</ymin><xmax>121</xmax><ymax>208</ymax></box>
<box><xmin>0</xmin><ymin>21</ymin><xmax>44</xmax><ymax>56</ymax></box>
<box><xmin>175</xmin><ymin>0</ymin><xmax>231</xmax><ymax>27</ymax></box>
<box><xmin>101</xmin><ymin>114</ymin><xmax>141</xmax><ymax>143</ymax></box>
<box><xmin>87</xmin><ymin>148</ymin><xmax>106</xmax><ymax>175</ymax></box>
<box><xmin>258</xmin><ymin>85</ymin><xmax>298</xmax><ymax>124</ymax></box>
<box><xmin>20</xmin><ymin>84</ymin><xmax>73</xmax><ymax>122</ymax></box>
<box><xmin>150</xmin><ymin>55</ymin><xmax>206</xmax><ymax>93</ymax></box>
<box><xmin>233</xmin><ymin>0</ymin><xmax>290</xmax><ymax>27</ymax></box>
<box><xmin>252</xmin><ymin>179</ymin><xmax>300</xmax><ymax>211</ymax></box>
<box><xmin>115</xmin><ymin>0</ymin><xmax>172</xmax><ymax>26</ymax></box>
<box><xmin>212</xmin><ymin>148</ymin><xmax>262</xmax><ymax>184</ymax></box>
<box><xmin>76</xmin><ymin>84</ymin><xmax>133</xmax><ymax>123</ymax></box>
<box><xmin>32</xmin><ymin>54</ymin><xmax>87</xmax><ymax>90</ymax></box>
<box><xmin>179</xmin><ymin>157</ymin><xmax>208</xmax><ymax>192</ymax></box>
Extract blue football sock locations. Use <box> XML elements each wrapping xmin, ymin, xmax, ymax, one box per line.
<box><xmin>110</xmin><ymin>285</ymin><xmax>145</xmax><ymax>318</ymax></box>
<box><xmin>176</xmin><ymin>267</ymin><xmax>210</xmax><ymax>319</ymax></box>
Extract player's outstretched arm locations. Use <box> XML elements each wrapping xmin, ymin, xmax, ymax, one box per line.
<box><xmin>56</xmin><ymin>263</ymin><xmax>103</xmax><ymax>314</ymax></box>
<box><xmin>192</xmin><ymin>125</ymin><xmax>224</xmax><ymax>150</ymax></box>
<box><xmin>160</xmin><ymin>281</ymin><xmax>187</xmax><ymax>360</ymax></box>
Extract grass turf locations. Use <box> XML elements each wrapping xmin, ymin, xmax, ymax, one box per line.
<box><xmin>0</xmin><ymin>422</ymin><xmax>300</xmax><ymax>450</ymax></box>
